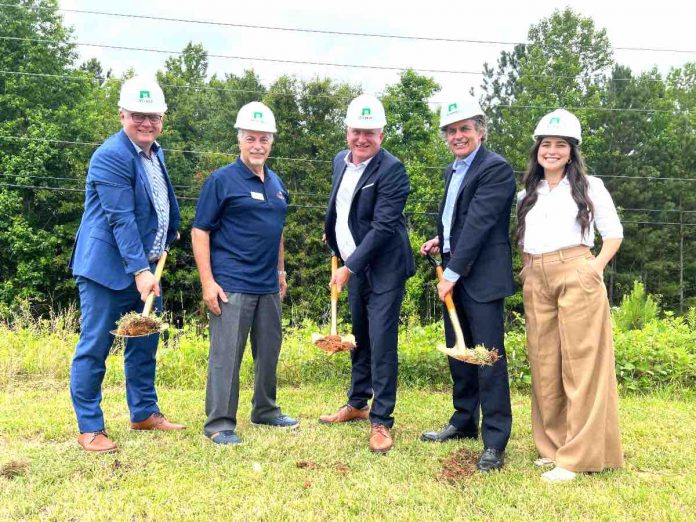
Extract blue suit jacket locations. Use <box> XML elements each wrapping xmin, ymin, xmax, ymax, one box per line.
<box><xmin>437</xmin><ymin>145</ymin><xmax>515</xmax><ymax>303</ymax></box>
<box><xmin>70</xmin><ymin>130</ymin><xmax>180</xmax><ymax>290</ymax></box>
<box><xmin>325</xmin><ymin>148</ymin><xmax>415</xmax><ymax>294</ymax></box>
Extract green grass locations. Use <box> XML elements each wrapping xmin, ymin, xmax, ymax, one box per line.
<box><xmin>1</xmin><ymin>382</ymin><xmax>695</xmax><ymax>521</ymax></box>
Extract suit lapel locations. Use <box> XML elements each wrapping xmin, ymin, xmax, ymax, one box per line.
<box><xmin>455</xmin><ymin>146</ymin><xmax>487</xmax><ymax>201</ymax></box>
<box><xmin>350</xmin><ymin>149</ymin><xmax>383</xmax><ymax>201</ymax></box>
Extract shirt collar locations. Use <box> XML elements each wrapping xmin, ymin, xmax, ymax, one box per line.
<box><xmin>538</xmin><ymin>176</ymin><xmax>570</xmax><ymax>194</ymax></box>
<box><xmin>236</xmin><ymin>157</ymin><xmax>267</xmax><ymax>180</ymax></box>
<box><xmin>344</xmin><ymin>152</ymin><xmax>374</xmax><ymax>169</ymax></box>
<box><xmin>128</xmin><ymin>138</ymin><xmax>160</xmax><ymax>157</ymax></box>
<box><xmin>453</xmin><ymin>145</ymin><xmax>480</xmax><ymax>170</ymax></box>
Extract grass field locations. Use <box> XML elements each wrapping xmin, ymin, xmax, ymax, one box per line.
<box><xmin>1</xmin><ymin>381</ymin><xmax>695</xmax><ymax>521</ymax></box>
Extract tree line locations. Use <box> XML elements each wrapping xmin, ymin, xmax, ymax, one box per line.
<box><xmin>1</xmin><ymin>1</ymin><xmax>694</xmax><ymax>324</ymax></box>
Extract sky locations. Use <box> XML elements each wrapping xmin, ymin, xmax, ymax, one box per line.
<box><xmin>59</xmin><ymin>0</ymin><xmax>695</xmax><ymax>101</ymax></box>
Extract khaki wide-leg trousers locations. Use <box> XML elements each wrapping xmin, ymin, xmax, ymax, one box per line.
<box><xmin>521</xmin><ymin>245</ymin><xmax>623</xmax><ymax>472</ymax></box>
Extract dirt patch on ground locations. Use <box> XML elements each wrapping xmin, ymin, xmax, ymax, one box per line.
<box><xmin>1</xmin><ymin>459</ymin><xmax>29</xmax><ymax>479</ymax></box>
<box><xmin>296</xmin><ymin>460</ymin><xmax>321</xmax><ymax>470</ymax></box>
<box><xmin>296</xmin><ymin>460</ymin><xmax>350</xmax><ymax>475</ymax></box>
<box><xmin>438</xmin><ymin>447</ymin><xmax>478</xmax><ymax>483</ymax></box>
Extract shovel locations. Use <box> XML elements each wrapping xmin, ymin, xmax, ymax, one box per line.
<box><xmin>426</xmin><ymin>254</ymin><xmax>499</xmax><ymax>366</ymax></box>
<box><xmin>312</xmin><ymin>255</ymin><xmax>356</xmax><ymax>353</ymax></box>
<box><xmin>111</xmin><ymin>252</ymin><xmax>169</xmax><ymax>339</ymax></box>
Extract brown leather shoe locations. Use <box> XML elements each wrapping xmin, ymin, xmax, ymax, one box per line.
<box><xmin>130</xmin><ymin>412</ymin><xmax>186</xmax><ymax>431</ymax></box>
<box><xmin>319</xmin><ymin>404</ymin><xmax>369</xmax><ymax>424</ymax></box>
<box><xmin>77</xmin><ymin>431</ymin><xmax>118</xmax><ymax>453</ymax></box>
<box><xmin>369</xmin><ymin>423</ymin><xmax>393</xmax><ymax>453</ymax></box>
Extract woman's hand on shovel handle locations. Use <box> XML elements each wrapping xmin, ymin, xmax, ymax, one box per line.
<box><xmin>202</xmin><ymin>280</ymin><xmax>229</xmax><ymax>316</ymax></box>
<box><xmin>135</xmin><ymin>270</ymin><xmax>160</xmax><ymax>303</ymax></box>
<box><xmin>330</xmin><ymin>266</ymin><xmax>351</xmax><ymax>293</ymax></box>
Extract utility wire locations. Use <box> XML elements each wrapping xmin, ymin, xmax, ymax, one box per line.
<box><xmin>4</xmin><ymin>3</ymin><xmax>694</xmax><ymax>54</ymax></box>
<box><xmin>1</xmin><ymin>69</ymin><xmax>684</xmax><ymax>113</ymax></box>
<box><xmin>1</xmin><ymin>135</ymin><xmax>694</xmax><ymax>181</ymax></box>
<box><xmin>0</xmin><ymin>35</ymin><xmax>691</xmax><ymax>105</ymax></box>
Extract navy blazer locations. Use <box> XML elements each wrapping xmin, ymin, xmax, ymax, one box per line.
<box><xmin>437</xmin><ymin>145</ymin><xmax>515</xmax><ymax>303</ymax></box>
<box><xmin>325</xmin><ymin>148</ymin><xmax>415</xmax><ymax>294</ymax></box>
<box><xmin>70</xmin><ymin>130</ymin><xmax>180</xmax><ymax>290</ymax></box>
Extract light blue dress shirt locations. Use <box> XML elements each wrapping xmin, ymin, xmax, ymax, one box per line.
<box><xmin>442</xmin><ymin>145</ymin><xmax>480</xmax><ymax>282</ymax></box>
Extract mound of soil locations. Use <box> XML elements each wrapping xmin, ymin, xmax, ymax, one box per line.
<box><xmin>438</xmin><ymin>447</ymin><xmax>479</xmax><ymax>483</ymax></box>
<box><xmin>116</xmin><ymin>316</ymin><xmax>159</xmax><ymax>337</ymax></box>
<box><xmin>314</xmin><ymin>335</ymin><xmax>353</xmax><ymax>353</ymax></box>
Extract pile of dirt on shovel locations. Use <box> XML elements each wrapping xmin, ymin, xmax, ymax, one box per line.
<box><xmin>115</xmin><ymin>312</ymin><xmax>160</xmax><ymax>337</ymax></box>
<box><xmin>314</xmin><ymin>335</ymin><xmax>352</xmax><ymax>353</ymax></box>
<box><xmin>438</xmin><ymin>447</ymin><xmax>479</xmax><ymax>483</ymax></box>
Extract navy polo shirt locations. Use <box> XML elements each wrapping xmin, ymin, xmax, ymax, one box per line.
<box><xmin>193</xmin><ymin>158</ymin><xmax>288</xmax><ymax>294</ymax></box>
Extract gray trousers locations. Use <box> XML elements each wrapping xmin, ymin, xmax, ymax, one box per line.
<box><xmin>204</xmin><ymin>292</ymin><xmax>282</xmax><ymax>435</ymax></box>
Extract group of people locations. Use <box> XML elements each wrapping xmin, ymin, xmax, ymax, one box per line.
<box><xmin>69</xmin><ymin>76</ymin><xmax>624</xmax><ymax>483</ymax></box>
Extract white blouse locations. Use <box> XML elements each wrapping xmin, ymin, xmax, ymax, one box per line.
<box><xmin>518</xmin><ymin>176</ymin><xmax>623</xmax><ymax>255</ymax></box>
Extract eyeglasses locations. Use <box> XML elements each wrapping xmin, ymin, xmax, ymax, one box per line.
<box><xmin>129</xmin><ymin>113</ymin><xmax>163</xmax><ymax>124</ymax></box>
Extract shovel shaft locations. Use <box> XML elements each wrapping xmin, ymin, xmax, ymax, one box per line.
<box><xmin>433</xmin><ymin>261</ymin><xmax>467</xmax><ymax>351</ymax></box>
<box><xmin>330</xmin><ymin>255</ymin><xmax>338</xmax><ymax>335</ymax></box>
<box><xmin>142</xmin><ymin>251</ymin><xmax>168</xmax><ymax>318</ymax></box>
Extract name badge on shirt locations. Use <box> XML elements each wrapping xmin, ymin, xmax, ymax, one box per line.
<box><xmin>250</xmin><ymin>191</ymin><xmax>265</xmax><ymax>201</ymax></box>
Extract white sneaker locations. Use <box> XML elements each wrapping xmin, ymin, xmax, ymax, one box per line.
<box><xmin>542</xmin><ymin>466</ymin><xmax>577</xmax><ymax>482</ymax></box>
<box><xmin>534</xmin><ymin>457</ymin><xmax>555</xmax><ymax>467</ymax></box>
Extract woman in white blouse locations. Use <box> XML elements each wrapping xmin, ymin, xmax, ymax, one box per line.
<box><xmin>516</xmin><ymin>109</ymin><xmax>624</xmax><ymax>482</ymax></box>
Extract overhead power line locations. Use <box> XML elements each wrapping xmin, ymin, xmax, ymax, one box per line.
<box><xmin>0</xmin><ymin>35</ymin><xmax>690</xmax><ymax>104</ymax></box>
<box><xmin>4</xmin><ymin>183</ymin><xmax>696</xmax><ymax>227</ymax></box>
<box><xmin>3</xmin><ymin>3</ymin><xmax>695</xmax><ymax>54</ymax></box>
<box><xmin>0</xmin><ymin>70</ymin><xmax>684</xmax><ymax>113</ymax></box>
<box><xmin>1</xmin><ymin>135</ymin><xmax>695</xmax><ymax>181</ymax></box>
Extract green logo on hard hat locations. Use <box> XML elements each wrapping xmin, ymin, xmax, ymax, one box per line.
<box><xmin>550</xmin><ymin>117</ymin><xmax>560</xmax><ymax>124</ymax></box>
<box><xmin>448</xmin><ymin>103</ymin><xmax>458</xmax><ymax>113</ymax></box>
<box><xmin>253</xmin><ymin>111</ymin><xmax>263</xmax><ymax>120</ymax></box>
<box><xmin>361</xmin><ymin>107</ymin><xmax>371</xmax><ymax>117</ymax></box>
<box><xmin>139</xmin><ymin>90</ymin><xmax>151</xmax><ymax>99</ymax></box>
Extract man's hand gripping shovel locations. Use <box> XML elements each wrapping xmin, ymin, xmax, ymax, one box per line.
<box><xmin>312</xmin><ymin>255</ymin><xmax>356</xmax><ymax>353</ymax></box>
<box><xmin>426</xmin><ymin>254</ymin><xmax>500</xmax><ymax>366</ymax></box>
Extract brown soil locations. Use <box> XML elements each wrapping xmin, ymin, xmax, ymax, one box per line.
<box><xmin>0</xmin><ymin>460</ymin><xmax>29</xmax><ymax>479</ymax></box>
<box><xmin>438</xmin><ymin>447</ymin><xmax>479</xmax><ymax>483</ymax></box>
<box><xmin>296</xmin><ymin>460</ymin><xmax>320</xmax><ymax>470</ymax></box>
<box><xmin>314</xmin><ymin>335</ymin><xmax>353</xmax><ymax>353</ymax></box>
<box><xmin>116</xmin><ymin>315</ymin><xmax>159</xmax><ymax>336</ymax></box>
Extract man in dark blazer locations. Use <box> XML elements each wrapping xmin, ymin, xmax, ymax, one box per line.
<box><xmin>420</xmin><ymin>97</ymin><xmax>515</xmax><ymax>471</ymax></box>
<box><xmin>69</xmin><ymin>77</ymin><xmax>184</xmax><ymax>453</ymax></box>
<box><xmin>320</xmin><ymin>94</ymin><xmax>415</xmax><ymax>453</ymax></box>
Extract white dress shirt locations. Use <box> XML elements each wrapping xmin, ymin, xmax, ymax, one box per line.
<box><xmin>518</xmin><ymin>175</ymin><xmax>623</xmax><ymax>254</ymax></box>
<box><xmin>334</xmin><ymin>154</ymin><xmax>373</xmax><ymax>261</ymax></box>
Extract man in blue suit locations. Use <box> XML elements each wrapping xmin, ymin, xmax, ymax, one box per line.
<box><xmin>319</xmin><ymin>94</ymin><xmax>415</xmax><ymax>453</ymax></box>
<box><xmin>69</xmin><ymin>77</ymin><xmax>184</xmax><ymax>453</ymax></box>
<box><xmin>420</xmin><ymin>97</ymin><xmax>515</xmax><ymax>472</ymax></box>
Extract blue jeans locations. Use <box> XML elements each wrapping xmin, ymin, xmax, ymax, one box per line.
<box><xmin>70</xmin><ymin>275</ymin><xmax>162</xmax><ymax>433</ymax></box>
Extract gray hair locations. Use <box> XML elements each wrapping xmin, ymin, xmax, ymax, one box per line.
<box><xmin>441</xmin><ymin>115</ymin><xmax>488</xmax><ymax>143</ymax></box>
<box><xmin>237</xmin><ymin>129</ymin><xmax>274</xmax><ymax>143</ymax></box>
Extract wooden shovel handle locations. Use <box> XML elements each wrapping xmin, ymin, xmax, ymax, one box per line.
<box><xmin>142</xmin><ymin>251</ymin><xmax>168</xmax><ymax>318</ymax></box>
<box><xmin>330</xmin><ymin>255</ymin><xmax>338</xmax><ymax>336</ymax></box>
<box><xmin>433</xmin><ymin>262</ymin><xmax>467</xmax><ymax>350</ymax></box>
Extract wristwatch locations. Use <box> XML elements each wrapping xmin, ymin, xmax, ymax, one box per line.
<box><xmin>278</xmin><ymin>270</ymin><xmax>287</xmax><ymax>277</ymax></box>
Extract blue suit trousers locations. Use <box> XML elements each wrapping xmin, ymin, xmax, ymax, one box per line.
<box><xmin>70</xmin><ymin>275</ymin><xmax>162</xmax><ymax>433</ymax></box>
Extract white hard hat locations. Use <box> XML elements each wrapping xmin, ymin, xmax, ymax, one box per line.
<box><xmin>533</xmin><ymin>109</ymin><xmax>582</xmax><ymax>144</ymax></box>
<box><xmin>235</xmin><ymin>101</ymin><xmax>277</xmax><ymax>133</ymax></box>
<box><xmin>118</xmin><ymin>76</ymin><xmax>167</xmax><ymax>113</ymax></box>
<box><xmin>345</xmin><ymin>94</ymin><xmax>387</xmax><ymax>129</ymax></box>
<box><xmin>439</xmin><ymin>97</ymin><xmax>484</xmax><ymax>129</ymax></box>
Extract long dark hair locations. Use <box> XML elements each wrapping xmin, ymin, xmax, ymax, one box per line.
<box><xmin>516</xmin><ymin>137</ymin><xmax>594</xmax><ymax>246</ymax></box>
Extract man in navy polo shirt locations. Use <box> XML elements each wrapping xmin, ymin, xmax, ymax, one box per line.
<box><xmin>192</xmin><ymin>101</ymin><xmax>298</xmax><ymax>445</ymax></box>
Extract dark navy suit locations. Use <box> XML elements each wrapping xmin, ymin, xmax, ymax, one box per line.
<box><xmin>69</xmin><ymin>129</ymin><xmax>179</xmax><ymax>433</ymax></box>
<box><xmin>325</xmin><ymin>148</ymin><xmax>415</xmax><ymax>427</ymax></box>
<box><xmin>437</xmin><ymin>145</ymin><xmax>515</xmax><ymax>450</ymax></box>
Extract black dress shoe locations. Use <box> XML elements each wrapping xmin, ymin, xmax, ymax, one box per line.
<box><xmin>476</xmin><ymin>448</ymin><xmax>504</xmax><ymax>472</ymax></box>
<box><xmin>420</xmin><ymin>424</ymin><xmax>478</xmax><ymax>442</ymax></box>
